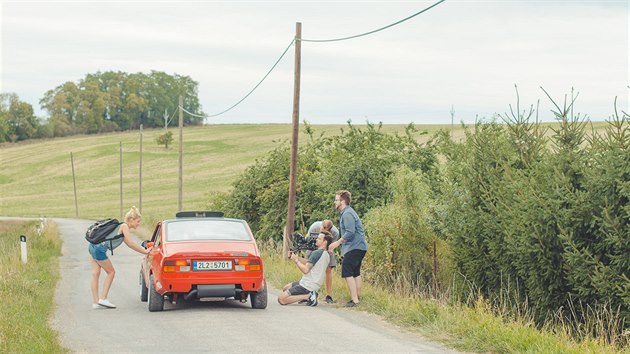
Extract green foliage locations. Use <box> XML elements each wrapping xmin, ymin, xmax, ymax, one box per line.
<box><xmin>222</xmin><ymin>121</ymin><xmax>439</xmax><ymax>241</ymax></box>
<box><xmin>0</xmin><ymin>220</ymin><xmax>66</xmax><ymax>353</ymax></box>
<box><xmin>437</xmin><ymin>91</ymin><xmax>629</xmax><ymax>336</ymax></box>
<box><xmin>156</xmin><ymin>130</ymin><xmax>174</xmax><ymax>148</ymax></box>
<box><xmin>224</xmin><ymin>143</ymin><xmax>291</xmax><ymax>238</ymax></box>
<box><xmin>36</xmin><ymin>70</ymin><xmax>203</xmax><ymax>137</ymax></box>
<box><xmin>363</xmin><ymin>167</ymin><xmax>455</xmax><ymax>288</ymax></box>
<box><xmin>221</xmin><ymin>107</ymin><xmax>627</xmax><ymax>339</ymax></box>
<box><xmin>561</xmin><ymin>106</ymin><xmax>630</xmax><ymax>325</ymax></box>
<box><xmin>0</xmin><ymin>93</ymin><xmax>41</xmax><ymax>142</ymax></box>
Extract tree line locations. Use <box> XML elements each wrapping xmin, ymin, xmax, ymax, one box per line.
<box><xmin>0</xmin><ymin>71</ymin><xmax>204</xmax><ymax>143</ymax></box>
<box><xmin>217</xmin><ymin>96</ymin><xmax>628</xmax><ymax>344</ymax></box>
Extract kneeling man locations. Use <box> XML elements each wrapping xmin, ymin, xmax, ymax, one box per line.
<box><xmin>277</xmin><ymin>232</ymin><xmax>333</xmax><ymax>306</ymax></box>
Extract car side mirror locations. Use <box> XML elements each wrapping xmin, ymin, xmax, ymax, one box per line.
<box><xmin>142</xmin><ymin>240</ymin><xmax>154</xmax><ymax>249</ymax></box>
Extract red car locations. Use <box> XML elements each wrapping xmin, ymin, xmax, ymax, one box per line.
<box><xmin>139</xmin><ymin>211</ymin><xmax>267</xmax><ymax>311</ymax></box>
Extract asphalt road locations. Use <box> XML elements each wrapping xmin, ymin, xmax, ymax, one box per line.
<box><xmin>50</xmin><ymin>218</ymin><xmax>458</xmax><ymax>353</ymax></box>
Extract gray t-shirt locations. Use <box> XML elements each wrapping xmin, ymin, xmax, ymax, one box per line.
<box><xmin>299</xmin><ymin>249</ymin><xmax>330</xmax><ymax>292</ymax></box>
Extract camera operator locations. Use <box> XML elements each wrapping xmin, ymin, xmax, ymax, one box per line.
<box><xmin>277</xmin><ymin>232</ymin><xmax>333</xmax><ymax>307</ymax></box>
<box><xmin>307</xmin><ymin>220</ymin><xmax>339</xmax><ymax>303</ymax></box>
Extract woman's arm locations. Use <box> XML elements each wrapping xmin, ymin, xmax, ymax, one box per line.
<box><xmin>120</xmin><ymin>224</ymin><xmax>149</xmax><ymax>255</ymax></box>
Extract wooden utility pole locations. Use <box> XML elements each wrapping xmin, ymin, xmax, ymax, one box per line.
<box><xmin>432</xmin><ymin>239</ymin><xmax>438</xmax><ymax>298</ymax></box>
<box><xmin>70</xmin><ymin>152</ymin><xmax>78</xmax><ymax>217</ymax></box>
<box><xmin>139</xmin><ymin>124</ymin><xmax>143</xmax><ymax>213</ymax></box>
<box><xmin>283</xmin><ymin>22</ymin><xmax>302</xmax><ymax>257</ymax></box>
<box><xmin>119</xmin><ymin>141</ymin><xmax>123</xmax><ymax>220</ymax></box>
<box><xmin>178</xmin><ymin>95</ymin><xmax>184</xmax><ymax>212</ymax></box>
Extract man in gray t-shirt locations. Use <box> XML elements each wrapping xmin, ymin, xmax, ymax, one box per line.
<box><xmin>277</xmin><ymin>233</ymin><xmax>333</xmax><ymax>307</ymax></box>
<box><xmin>307</xmin><ymin>220</ymin><xmax>339</xmax><ymax>304</ymax></box>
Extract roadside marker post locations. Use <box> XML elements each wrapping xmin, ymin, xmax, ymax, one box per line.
<box><xmin>20</xmin><ymin>235</ymin><xmax>27</xmax><ymax>264</ymax></box>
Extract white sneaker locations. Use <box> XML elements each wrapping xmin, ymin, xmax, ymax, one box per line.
<box><xmin>92</xmin><ymin>304</ymin><xmax>101</xmax><ymax>309</ymax></box>
<box><xmin>98</xmin><ymin>299</ymin><xmax>117</xmax><ymax>308</ymax></box>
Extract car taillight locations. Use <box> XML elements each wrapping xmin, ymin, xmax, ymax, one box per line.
<box><xmin>234</xmin><ymin>258</ymin><xmax>261</xmax><ymax>271</ymax></box>
<box><xmin>163</xmin><ymin>259</ymin><xmax>190</xmax><ymax>272</ymax></box>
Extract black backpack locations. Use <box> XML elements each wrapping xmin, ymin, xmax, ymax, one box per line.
<box><xmin>85</xmin><ymin>218</ymin><xmax>123</xmax><ymax>255</ymax></box>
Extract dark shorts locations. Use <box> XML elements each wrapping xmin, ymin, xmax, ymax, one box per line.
<box><xmin>88</xmin><ymin>243</ymin><xmax>108</xmax><ymax>261</ymax></box>
<box><xmin>287</xmin><ymin>281</ymin><xmax>310</xmax><ymax>296</ymax></box>
<box><xmin>341</xmin><ymin>249</ymin><xmax>366</xmax><ymax>278</ymax></box>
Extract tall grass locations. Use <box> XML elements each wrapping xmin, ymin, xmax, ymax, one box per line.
<box><xmin>260</xmin><ymin>240</ymin><xmax>626</xmax><ymax>353</ymax></box>
<box><xmin>0</xmin><ymin>219</ymin><xmax>67</xmax><ymax>353</ymax></box>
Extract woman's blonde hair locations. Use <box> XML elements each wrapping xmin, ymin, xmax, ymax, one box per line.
<box><xmin>125</xmin><ymin>206</ymin><xmax>142</xmax><ymax>222</ymax></box>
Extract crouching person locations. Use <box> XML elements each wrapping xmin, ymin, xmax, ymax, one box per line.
<box><xmin>277</xmin><ymin>232</ymin><xmax>333</xmax><ymax>307</ymax></box>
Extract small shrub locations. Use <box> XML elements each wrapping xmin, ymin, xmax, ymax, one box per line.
<box><xmin>156</xmin><ymin>130</ymin><xmax>173</xmax><ymax>148</ymax></box>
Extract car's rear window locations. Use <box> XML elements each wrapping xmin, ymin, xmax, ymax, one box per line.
<box><xmin>166</xmin><ymin>219</ymin><xmax>251</xmax><ymax>241</ymax></box>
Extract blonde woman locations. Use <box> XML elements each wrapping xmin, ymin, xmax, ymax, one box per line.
<box><xmin>88</xmin><ymin>206</ymin><xmax>149</xmax><ymax>309</ymax></box>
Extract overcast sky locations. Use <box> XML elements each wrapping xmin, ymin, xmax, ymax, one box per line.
<box><xmin>1</xmin><ymin>0</ymin><xmax>628</xmax><ymax>125</ymax></box>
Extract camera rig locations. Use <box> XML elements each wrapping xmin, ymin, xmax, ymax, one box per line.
<box><xmin>290</xmin><ymin>232</ymin><xmax>317</xmax><ymax>253</ymax></box>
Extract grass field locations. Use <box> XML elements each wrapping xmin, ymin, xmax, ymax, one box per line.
<box><xmin>0</xmin><ymin>121</ymin><xmax>609</xmax><ymax>223</ymax></box>
<box><xmin>0</xmin><ymin>123</ymin><xmax>458</xmax><ymax>222</ymax></box>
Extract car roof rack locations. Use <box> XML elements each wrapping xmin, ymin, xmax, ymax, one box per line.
<box><xmin>176</xmin><ymin>211</ymin><xmax>225</xmax><ymax>218</ymax></box>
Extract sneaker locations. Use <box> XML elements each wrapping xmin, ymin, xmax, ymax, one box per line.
<box><xmin>307</xmin><ymin>291</ymin><xmax>318</xmax><ymax>307</ymax></box>
<box><xmin>344</xmin><ymin>300</ymin><xmax>358</xmax><ymax>308</ymax></box>
<box><xmin>92</xmin><ymin>304</ymin><xmax>101</xmax><ymax>309</ymax></box>
<box><xmin>98</xmin><ymin>299</ymin><xmax>117</xmax><ymax>308</ymax></box>
<box><xmin>325</xmin><ymin>295</ymin><xmax>334</xmax><ymax>304</ymax></box>
<box><xmin>298</xmin><ymin>299</ymin><xmax>308</xmax><ymax>304</ymax></box>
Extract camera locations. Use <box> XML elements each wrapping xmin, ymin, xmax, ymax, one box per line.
<box><xmin>290</xmin><ymin>232</ymin><xmax>317</xmax><ymax>253</ymax></box>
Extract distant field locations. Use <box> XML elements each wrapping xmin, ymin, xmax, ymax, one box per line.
<box><xmin>0</xmin><ymin>124</ymin><xmax>435</xmax><ymax>222</ymax></box>
<box><xmin>0</xmin><ymin>121</ymin><xmax>608</xmax><ymax>223</ymax></box>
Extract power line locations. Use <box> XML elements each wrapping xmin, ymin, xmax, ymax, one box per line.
<box><xmin>181</xmin><ymin>1</ymin><xmax>447</xmax><ymax>119</ymax></box>
<box><xmin>181</xmin><ymin>38</ymin><xmax>296</xmax><ymax>119</ymax></box>
<box><xmin>301</xmin><ymin>0</ymin><xmax>447</xmax><ymax>43</ymax></box>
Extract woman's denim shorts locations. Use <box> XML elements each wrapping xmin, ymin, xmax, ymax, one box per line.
<box><xmin>88</xmin><ymin>243</ymin><xmax>108</xmax><ymax>261</ymax></box>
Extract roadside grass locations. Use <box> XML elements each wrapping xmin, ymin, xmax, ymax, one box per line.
<box><xmin>261</xmin><ymin>245</ymin><xmax>627</xmax><ymax>354</ymax></box>
<box><xmin>0</xmin><ymin>219</ymin><xmax>66</xmax><ymax>354</ymax></box>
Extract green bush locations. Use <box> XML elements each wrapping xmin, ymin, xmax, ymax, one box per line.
<box><xmin>220</xmin><ymin>94</ymin><xmax>627</xmax><ymax>343</ymax></box>
<box><xmin>437</xmin><ymin>94</ymin><xmax>629</xmax><ymax>335</ymax></box>
<box><xmin>363</xmin><ymin>167</ymin><xmax>455</xmax><ymax>289</ymax></box>
<box><xmin>222</xmin><ymin>121</ymin><xmax>439</xmax><ymax>241</ymax></box>
<box><xmin>156</xmin><ymin>130</ymin><xmax>173</xmax><ymax>148</ymax></box>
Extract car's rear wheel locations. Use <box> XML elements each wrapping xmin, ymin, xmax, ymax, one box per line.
<box><xmin>148</xmin><ymin>274</ymin><xmax>164</xmax><ymax>312</ymax></box>
<box><xmin>140</xmin><ymin>271</ymin><xmax>148</xmax><ymax>302</ymax></box>
<box><xmin>250</xmin><ymin>281</ymin><xmax>268</xmax><ymax>309</ymax></box>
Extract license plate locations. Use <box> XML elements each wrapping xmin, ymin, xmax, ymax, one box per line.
<box><xmin>193</xmin><ymin>260</ymin><xmax>232</xmax><ymax>271</ymax></box>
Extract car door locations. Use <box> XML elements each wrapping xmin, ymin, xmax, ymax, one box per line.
<box><xmin>148</xmin><ymin>222</ymin><xmax>165</xmax><ymax>287</ymax></box>
<box><xmin>143</xmin><ymin>222</ymin><xmax>162</xmax><ymax>284</ymax></box>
